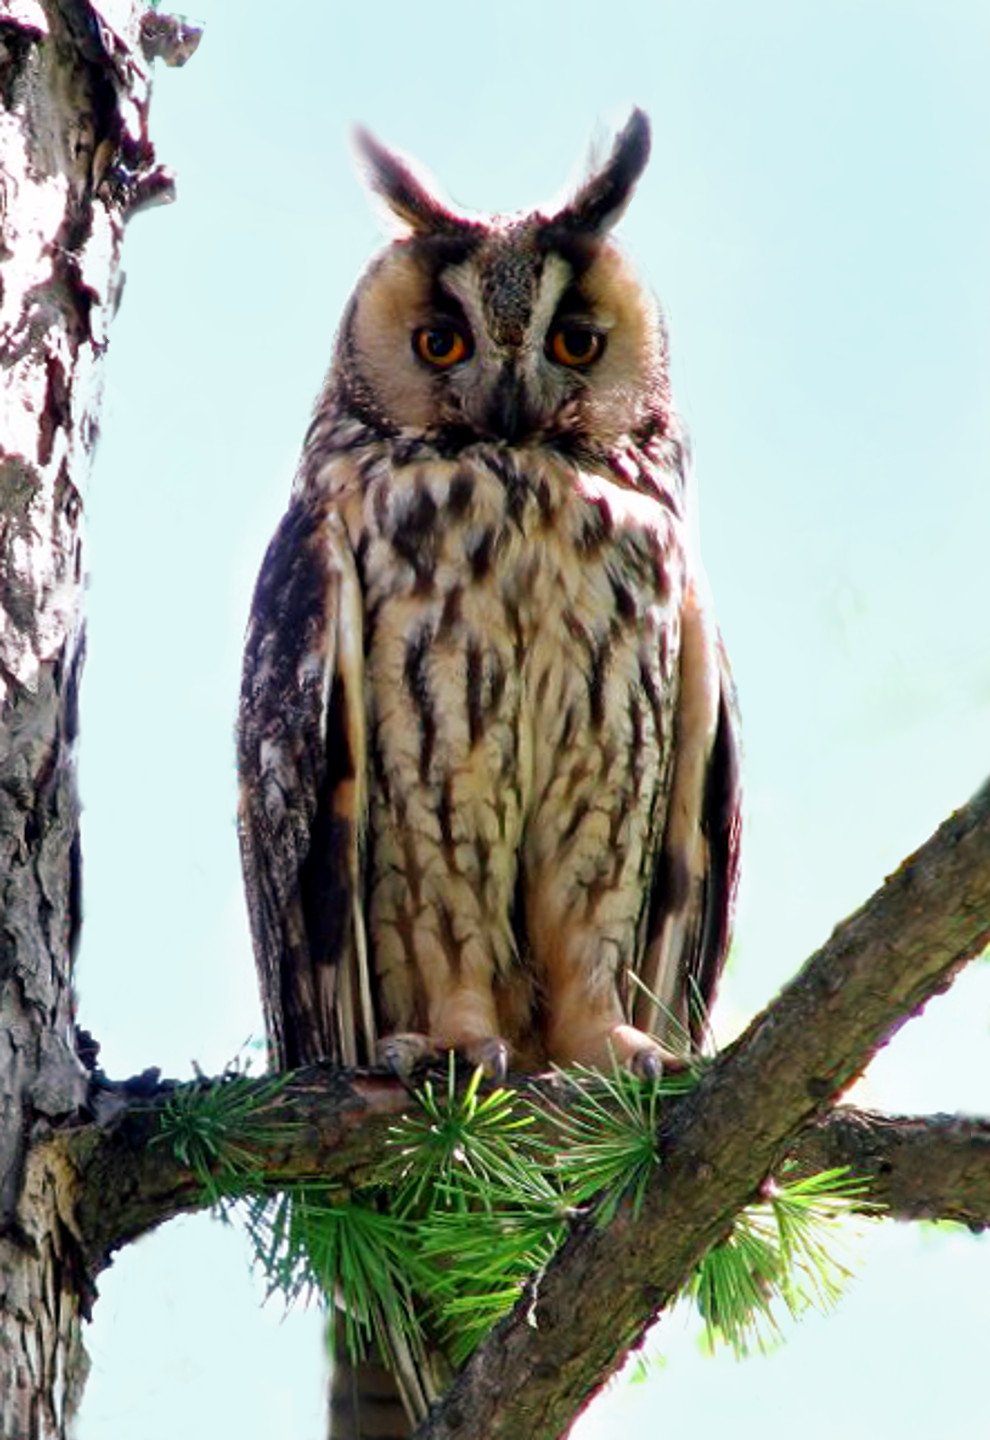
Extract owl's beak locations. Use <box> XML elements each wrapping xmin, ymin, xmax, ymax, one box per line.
<box><xmin>483</xmin><ymin>361</ymin><xmax>532</xmax><ymax>443</ymax></box>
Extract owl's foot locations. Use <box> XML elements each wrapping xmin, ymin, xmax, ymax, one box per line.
<box><xmin>460</xmin><ymin>1035</ymin><xmax>510</xmax><ymax>1082</ymax></box>
<box><xmin>607</xmin><ymin>1023</ymin><xmax>686</xmax><ymax>1079</ymax></box>
<box><xmin>375</xmin><ymin>1031</ymin><xmax>436</xmax><ymax>1077</ymax></box>
<box><xmin>375</xmin><ymin>1031</ymin><xmax>511</xmax><ymax>1081</ymax></box>
<box><xmin>551</xmin><ymin>1021</ymin><xmax>686</xmax><ymax>1078</ymax></box>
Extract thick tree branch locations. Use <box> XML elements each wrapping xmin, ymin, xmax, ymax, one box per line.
<box><xmin>787</xmin><ymin>1108</ymin><xmax>990</xmax><ymax>1230</ymax></box>
<box><xmin>36</xmin><ymin>777</ymin><xmax>990</xmax><ymax>1433</ymax></box>
<box><xmin>53</xmin><ymin>1073</ymin><xmax>990</xmax><ymax>1289</ymax></box>
<box><xmin>412</xmin><ymin>778</ymin><xmax>990</xmax><ymax>1440</ymax></box>
<box><xmin>61</xmin><ymin>1069</ymin><xmax>414</xmax><ymax>1282</ymax></box>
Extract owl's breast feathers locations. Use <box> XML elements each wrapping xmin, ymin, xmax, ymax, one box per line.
<box><xmin>239</xmin><ymin>426</ymin><xmax>739</xmax><ymax>1074</ymax></box>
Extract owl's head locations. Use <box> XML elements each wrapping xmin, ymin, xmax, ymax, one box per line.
<box><xmin>334</xmin><ymin>111</ymin><xmax>670</xmax><ymax>453</ymax></box>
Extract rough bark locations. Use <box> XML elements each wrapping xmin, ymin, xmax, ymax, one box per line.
<box><xmin>0</xmin><ymin>3</ymin><xmax>179</xmax><ymax>1435</ymax></box>
<box><xmin>787</xmin><ymin>1108</ymin><xmax>990</xmax><ymax>1230</ymax></box>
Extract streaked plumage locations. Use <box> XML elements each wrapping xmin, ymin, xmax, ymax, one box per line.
<box><xmin>237</xmin><ymin>111</ymin><xmax>740</xmax><ymax>1436</ymax></box>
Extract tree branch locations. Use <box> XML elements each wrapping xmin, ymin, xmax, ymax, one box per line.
<box><xmin>62</xmin><ymin>1069</ymin><xmax>413</xmax><ymax>1281</ymax></box>
<box><xmin>58</xmin><ymin>1074</ymin><xmax>990</xmax><ymax>1288</ymax></box>
<box><xmin>412</xmin><ymin>777</ymin><xmax>990</xmax><ymax>1439</ymax></box>
<box><xmin>787</xmin><ymin>1108</ymin><xmax>990</xmax><ymax>1230</ymax></box>
<box><xmin>44</xmin><ymin>777</ymin><xmax>990</xmax><ymax>1432</ymax></box>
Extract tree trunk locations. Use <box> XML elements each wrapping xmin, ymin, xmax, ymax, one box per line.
<box><xmin>0</xmin><ymin>3</ymin><xmax>174</xmax><ymax>1433</ymax></box>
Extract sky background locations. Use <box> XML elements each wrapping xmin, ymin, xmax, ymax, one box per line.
<box><xmin>76</xmin><ymin>2</ymin><xmax>989</xmax><ymax>1436</ymax></box>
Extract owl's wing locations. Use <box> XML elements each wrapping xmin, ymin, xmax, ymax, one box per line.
<box><xmin>632</xmin><ymin>577</ymin><xmax>742</xmax><ymax>1054</ymax></box>
<box><xmin>237</xmin><ymin>494</ymin><xmax>374</xmax><ymax>1071</ymax></box>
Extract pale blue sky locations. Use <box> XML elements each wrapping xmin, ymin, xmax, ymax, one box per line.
<box><xmin>77</xmin><ymin>2</ymin><xmax>989</xmax><ymax>1436</ymax></box>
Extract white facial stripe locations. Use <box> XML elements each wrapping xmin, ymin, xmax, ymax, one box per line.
<box><xmin>438</xmin><ymin>261</ymin><xmax>486</xmax><ymax>334</ymax></box>
<box><xmin>528</xmin><ymin>254</ymin><xmax>573</xmax><ymax>348</ymax></box>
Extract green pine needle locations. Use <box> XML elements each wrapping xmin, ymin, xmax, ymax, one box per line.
<box><xmin>242</xmin><ymin>1185</ymin><xmax>431</xmax><ymax>1364</ymax></box>
<box><xmin>416</xmin><ymin>1210</ymin><xmax>562</xmax><ymax>1364</ymax></box>
<box><xmin>692</xmin><ymin>1167</ymin><xmax>874</xmax><ymax>1356</ymax></box>
<box><xmin>155</xmin><ymin>1071</ymin><xmax>292</xmax><ymax>1210</ymax></box>
<box><xmin>545</xmin><ymin>1063</ymin><xmax>693</xmax><ymax>1223</ymax></box>
<box><xmin>155</xmin><ymin>1059</ymin><xmax>875</xmax><ymax>1378</ymax></box>
<box><xmin>382</xmin><ymin>1058</ymin><xmax>550</xmax><ymax>1216</ymax></box>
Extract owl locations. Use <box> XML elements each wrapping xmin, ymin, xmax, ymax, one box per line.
<box><xmin>237</xmin><ymin>109</ymin><xmax>740</xmax><ymax>1430</ymax></box>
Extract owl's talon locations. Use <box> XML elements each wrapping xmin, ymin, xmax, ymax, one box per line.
<box><xmin>463</xmin><ymin>1036</ymin><xmax>511</xmax><ymax>1081</ymax></box>
<box><xmin>375</xmin><ymin>1032</ymin><xmax>436</xmax><ymax>1077</ymax></box>
<box><xmin>599</xmin><ymin>1023</ymin><xmax>686</xmax><ymax>1079</ymax></box>
<box><xmin>631</xmin><ymin>1047</ymin><xmax>663</xmax><ymax>1082</ymax></box>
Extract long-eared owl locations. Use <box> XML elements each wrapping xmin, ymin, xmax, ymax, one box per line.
<box><xmin>238</xmin><ymin>108</ymin><xmax>740</xmax><ymax>1100</ymax></box>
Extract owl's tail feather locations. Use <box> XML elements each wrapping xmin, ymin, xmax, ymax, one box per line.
<box><xmin>328</xmin><ymin>1318</ymin><xmax>412</xmax><ymax>1439</ymax></box>
<box><xmin>328</xmin><ymin>1309</ymin><xmax>445</xmax><ymax>1440</ymax></box>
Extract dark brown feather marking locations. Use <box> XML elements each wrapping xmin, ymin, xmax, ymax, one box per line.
<box><xmin>482</xmin><ymin>449</ymin><xmax>529</xmax><ymax>526</ymax></box>
<box><xmin>468</xmin><ymin>527</ymin><xmax>495</xmax><ymax>581</ymax></box>
<box><xmin>437</xmin><ymin>776</ymin><xmax>456</xmax><ymax>861</ymax></box>
<box><xmin>609</xmin><ymin>573</ymin><xmax>638</xmax><ymax>624</ymax></box>
<box><xmin>638</xmin><ymin>650</ymin><xmax>665</xmax><ymax>744</ymax></box>
<box><xmin>628</xmin><ymin>693</ymin><xmax>646</xmax><ymax>795</ymax></box>
<box><xmin>485</xmin><ymin>648</ymin><xmax>508</xmax><ymax>718</ymax></box>
<box><xmin>503</xmin><ymin>595</ymin><xmax>526</xmax><ymax>671</ymax></box>
<box><xmin>362</xmin><ymin>575</ymin><xmax>385</xmax><ymax>659</ymax></box>
<box><xmin>694</xmin><ymin>690</ymin><xmax>743</xmax><ymax>1007</ymax></box>
<box><xmin>465</xmin><ymin>639</ymin><xmax>484</xmax><ymax>747</ymax></box>
<box><xmin>647</xmin><ymin>846</ymin><xmax>691</xmax><ymax>930</ymax></box>
<box><xmin>577</xmin><ymin>495</ymin><xmax>614</xmax><ymax>554</ymax></box>
<box><xmin>560</xmin><ymin>702</ymin><xmax>578</xmax><ymax>750</ymax></box>
<box><xmin>369</xmin><ymin>722</ymin><xmax>392</xmax><ymax>807</ymax></box>
<box><xmin>437</xmin><ymin>585</ymin><xmax>462</xmax><ymax>637</ymax></box>
<box><xmin>446</xmin><ymin>470</ymin><xmax>475</xmax><ymax>517</ymax></box>
<box><xmin>391</xmin><ymin>486</ymin><xmax>439</xmax><ymax>593</ymax></box>
<box><xmin>586</xmin><ymin>631</ymin><xmax>613</xmax><ymax>730</ymax></box>
<box><xmin>559</xmin><ymin>796</ymin><xmax>591</xmax><ymax>849</ymax></box>
<box><xmin>372</xmin><ymin>475</ymin><xmax>390</xmax><ymax>533</ymax></box>
<box><xmin>650</xmin><ymin>542</ymin><xmax>669</xmax><ymax>602</ymax></box>
<box><xmin>403</xmin><ymin>626</ymin><xmax>436</xmax><ymax>782</ymax></box>
<box><xmin>535</xmin><ymin>475</ymin><xmax>554</xmax><ymax>525</ymax></box>
<box><xmin>436</xmin><ymin>900</ymin><xmax>463</xmax><ymax>981</ymax></box>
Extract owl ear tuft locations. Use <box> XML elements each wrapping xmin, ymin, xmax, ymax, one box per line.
<box><xmin>353</xmin><ymin>128</ymin><xmax>467</xmax><ymax>237</ymax></box>
<box><xmin>557</xmin><ymin>108</ymin><xmax>651</xmax><ymax>235</ymax></box>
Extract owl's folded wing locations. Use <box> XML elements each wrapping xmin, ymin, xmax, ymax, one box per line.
<box><xmin>632</xmin><ymin>579</ymin><xmax>742</xmax><ymax>1054</ymax></box>
<box><xmin>237</xmin><ymin>494</ymin><xmax>373</xmax><ymax>1070</ymax></box>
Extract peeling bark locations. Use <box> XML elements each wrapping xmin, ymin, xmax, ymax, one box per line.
<box><xmin>0</xmin><ymin>3</ymin><xmax>172</xmax><ymax>1435</ymax></box>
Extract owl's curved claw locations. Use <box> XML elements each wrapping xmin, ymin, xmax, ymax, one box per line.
<box><xmin>602</xmin><ymin>1023</ymin><xmax>686</xmax><ymax>1080</ymax></box>
<box><xmin>463</xmin><ymin>1036</ymin><xmax>511</xmax><ymax>1082</ymax></box>
<box><xmin>375</xmin><ymin>1031</ymin><xmax>512</xmax><ymax>1082</ymax></box>
<box><xmin>375</xmin><ymin>1031</ymin><xmax>437</xmax><ymax>1078</ymax></box>
<box><xmin>630</xmin><ymin>1047</ymin><xmax>663</xmax><ymax>1082</ymax></box>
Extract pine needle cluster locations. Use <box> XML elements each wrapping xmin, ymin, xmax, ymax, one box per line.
<box><xmin>156</xmin><ymin>1059</ymin><xmax>875</xmax><ymax>1374</ymax></box>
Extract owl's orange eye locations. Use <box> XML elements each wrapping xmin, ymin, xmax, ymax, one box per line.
<box><xmin>413</xmin><ymin>325</ymin><xmax>471</xmax><ymax>368</ymax></box>
<box><xmin>547</xmin><ymin>323</ymin><xmax>606</xmax><ymax>368</ymax></box>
